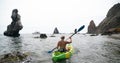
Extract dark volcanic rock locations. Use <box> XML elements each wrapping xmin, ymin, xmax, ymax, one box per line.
<box><xmin>87</xmin><ymin>20</ymin><xmax>96</xmax><ymax>34</ymax></box>
<box><xmin>40</xmin><ymin>34</ymin><xmax>47</xmax><ymax>38</ymax></box>
<box><xmin>4</xmin><ymin>9</ymin><xmax>23</xmax><ymax>37</ymax></box>
<box><xmin>53</xmin><ymin>27</ymin><xmax>59</xmax><ymax>34</ymax></box>
<box><xmin>96</xmin><ymin>3</ymin><xmax>120</xmax><ymax>34</ymax></box>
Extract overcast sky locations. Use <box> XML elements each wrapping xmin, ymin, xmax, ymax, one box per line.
<box><xmin>0</xmin><ymin>0</ymin><xmax>119</xmax><ymax>34</ymax></box>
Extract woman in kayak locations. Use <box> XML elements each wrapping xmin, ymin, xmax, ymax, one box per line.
<box><xmin>56</xmin><ymin>36</ymin><xmax>72</xmax><ymax>52</ymax></box>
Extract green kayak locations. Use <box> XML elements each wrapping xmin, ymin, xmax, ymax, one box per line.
<box><xmin>52</xmin><ymin>44</ymin><xmax>74</xmax><ymax>62</ymax></box>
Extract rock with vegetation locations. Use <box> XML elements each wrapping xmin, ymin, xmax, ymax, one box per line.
<box><xmin>0</xmin><ymin>52</ymin><xmax>29</xmax><ymax>63</ymax></box>
<box><xmin>4</xmin><ymin>9</ymin><xmax>23</xmax><ymax>37</ymax></box>
<box><xmin>101</xmin><ymin>28</ymin><xmax>120</xmax><ymax>35</ymax></box>
<box><xmin>96</xmin><ymin>3</ymin><xmax>120</xmax><ymax>35</ymax></box>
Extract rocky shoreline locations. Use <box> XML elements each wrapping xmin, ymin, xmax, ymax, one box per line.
<box><xmin>0</xmin><ymin>52</ymin><xmax>30</xmax><ymax>63</ymax></box>
<box><xmin>108</xmin><ymin>34</ymin><xmax>120</xmax><ymax>39</ymax></box>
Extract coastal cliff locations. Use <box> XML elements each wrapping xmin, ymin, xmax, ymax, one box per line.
<box><xmin>88</xmin><ymin>3</ymin><xmax>120</xmax><ymax>35</ymax></box>
<box><xmin>96</xmin><ymin>3</ymin><xmax>120</xmax><ymax>34</ymax></box>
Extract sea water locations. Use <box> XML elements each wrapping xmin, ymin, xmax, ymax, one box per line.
<box><xmin>0</xmin><ymin>34</ymin><xmax>120</xmax><ymax>63</ymax></box>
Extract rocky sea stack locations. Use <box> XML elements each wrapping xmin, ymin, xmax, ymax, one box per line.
<box><xmin>87</xmin><ymin>20</ymin><xmax>96</xmax><ymax>34</ymax></box>
<box><xmin>4</xmin><ymin>9</ymin><xmax>23</xmax><ymax>37</ymax></box>
<box><xmin>88</xmin><ymin>3</ymin><xmax>120</xmax><ymax>35</ymax></box>
<box><xmin>53</xmin><ymin>27</ymin><xmax>59</xmax><ymax>34</ymax></box>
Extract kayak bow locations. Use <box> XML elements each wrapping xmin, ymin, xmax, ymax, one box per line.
<box><xmin>52</xmin><ymin>44</ymin><xmax>74</xmax><ymax>62</ymax></box>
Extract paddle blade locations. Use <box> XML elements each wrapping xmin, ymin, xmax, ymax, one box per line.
<box><xmin>48</xmin><ymin>51</ymin><xmax>52</xmax><ymax>53</ymax></box>
<box><xmin>47</xmin><ymin>47</ymin><xmax>56</xmax><ymax>53</ymax></box>
<box><xmin>77</xmin><ymin>25</ymin><xmax>85</xmax><ymax>32</ymax></box>
<box><xmin>69</xmin><ymin>25</ymin><xmax>85</xmax><ymax>38</ymax></box>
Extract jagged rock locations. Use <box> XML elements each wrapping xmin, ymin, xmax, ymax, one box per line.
<box><xmin>0</xmin><ymin>52</ymin><xmax>28</xmax><ymax>63</ymax></box>
<box><xmin>53</xmin><ymin>27</ymin><xmax>59</xmax><ymax>34</ymax></box>
<box><xmin>4</xmin><ymin>9</ymin><xmax>23</xmax><ymax>37</ymax></box>
<box><xmin>40</xmin><ymin>34</ymin><xmax>47</xmax><ymax>38</ymax></box>
<box><xmin>96</xmin><ymin>3</ymin><xmax>120</xmax><ymax>35</ymax></box>
<box><xmin>87</xmin><ymin>20</ymin><xmax>96</xmax><ymax>34</ymax></box>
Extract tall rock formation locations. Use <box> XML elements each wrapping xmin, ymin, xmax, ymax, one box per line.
<box><xmin>96</xmin><ymin>3</ymin><xmax>120</xmax><ymax>34</ymax></box>
<box><xmin>87</xmin><ymin>20</ymin><xmax>96</xmax><ymax>34</ymax></box>
<box><xmin>4</xmin><ymin>9</ymin><xmax>23</xmax><ymax>37</ymax></box>
<box><xmin>53</xmin><ymin>27</ymin><xmax>59</xmax><ymax>34</ymax></box>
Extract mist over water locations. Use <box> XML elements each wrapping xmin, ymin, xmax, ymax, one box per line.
<box><xmin>0</xmin><ymin>34</ymin><xmax>120</xmax><ymax>63</ymax></box>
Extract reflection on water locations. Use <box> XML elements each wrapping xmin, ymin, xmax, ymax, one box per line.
<box><xmin>52</xmin><ymin>58</ymin><xmax>71</xmax><ymax>63</ymax></box>
<box><xmin>102</xmin><ymin>41</ymin><xmax>120</xmax><ymax>63</ymax></box>
<box><xmin>8</xmin><ymin>37</ymin><xmax>23</xmax><ymax>53</ymax></box>
<box><xmin>0</xmin><ymin>34</ymin><xmax>120</xmax><ymax>63</ymax></box>
<box><xmin>0</xmin><ymin>36</ymin><xmax>23</xmax><ymax>55</ymax></box>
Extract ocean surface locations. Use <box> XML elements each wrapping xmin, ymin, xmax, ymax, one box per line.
<box><xmin>0</xmin><ymin>33</ymin><xmax>120</xmax><ymax>63</ymax></box>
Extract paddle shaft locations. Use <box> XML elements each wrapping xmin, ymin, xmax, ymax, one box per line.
<box><xmin>67</xmin><ymin>25</ymin><xmax>85</xmax><ymax>39</ymax></box>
